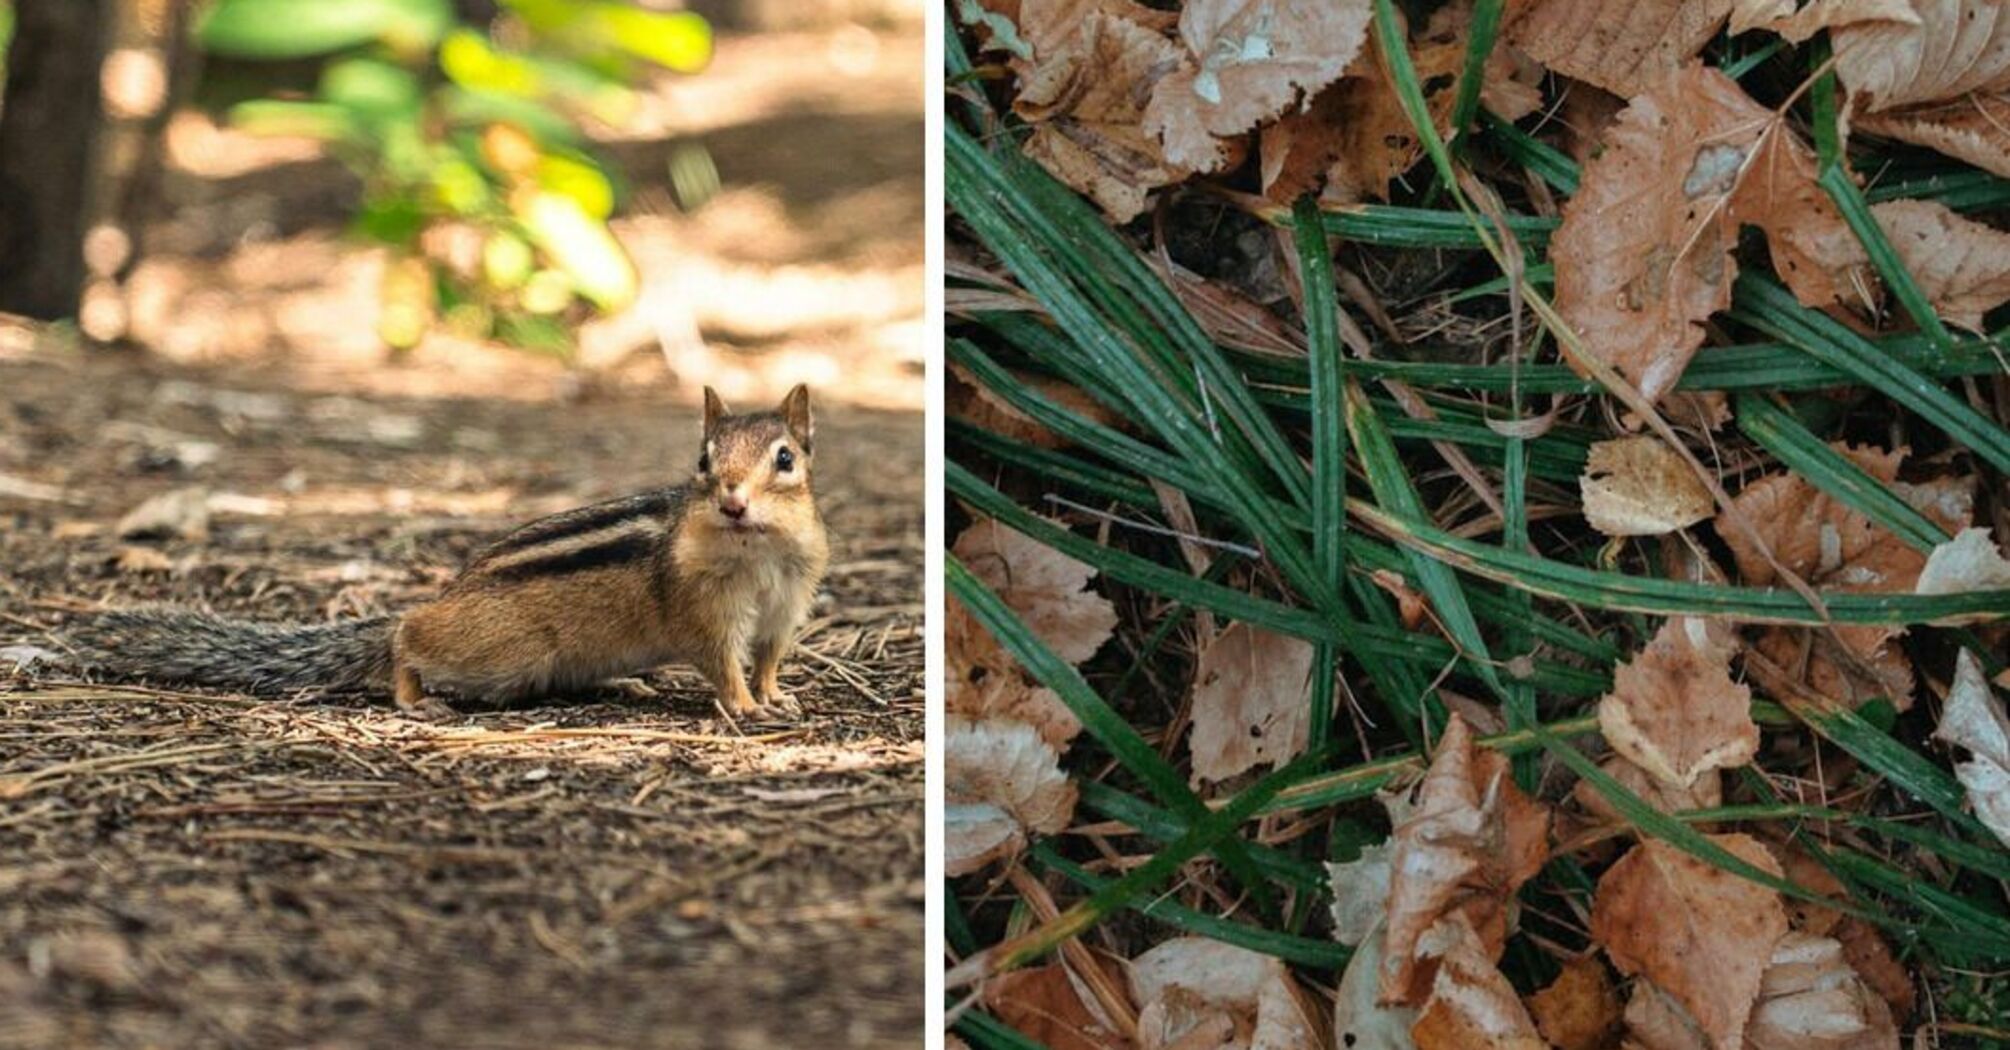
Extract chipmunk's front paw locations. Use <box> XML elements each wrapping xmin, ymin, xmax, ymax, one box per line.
<box><xmin>399</xmin><ymin>696</ymin><xmax>461</xmax><ymax>722</ymax></box>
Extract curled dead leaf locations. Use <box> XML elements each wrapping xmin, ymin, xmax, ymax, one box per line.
<box><xmin>1581</xmin><ymin>436</ymin><xmax>1714</xmax><ymax>537</ymax></box>
<box><xmin>1597</xmin><ymin>617</ymin><xmax>1759</xmax><ymax>788</ymax></box>
<box><xmin>1932</xmin><ymin>649</ymin><xmax>2010</xmax><ymax>848</ymax></box>
<box><xmin>1745</xmin><ymin>932</ymin><xmax>1900</xmax><ymax>1050</ymax></box>
<box><xmin>1916</xmin><ymin>526</ymin><xmax>2010</xmax><ymax>595</ymax></box>
<box><xmin>1378</xmin><ymin>715</ymin><xmax>1551</xmax><ymax>1007</ymax></box>
<box><xmin>1409</xmin><ymin>915</ymin><xmax>1546</xmax><ymax>1050</ymax></box>
<box><xmin>1574</xmin><ymin>754</ymin><xmax>1724</xmax><ymax>821</ymax></box>
<box><xmin>1591</xmin><ymin>834</ymin><xmax>1788</xmax><ymax>1050</ymax></box>
<box><xmin>1334</xmin><ymin>926</ymin><xmax>1420</xmax><ymax>1050</ymax></box>
<box><xmin>1130</xmin><ymin>937</ymin><xmax>1324</xmax><ymax>1050</ymax></box>
<box><xmin>1327</xmin><ymin>841</ymin><xmax>1394</xmax><ymax>948</ymax></box>
<box><xmin>1832</xmin><ymin>0</ymin><xmax>2010</xmax><ymax>112</ymax></box>
<box><xmin>945</xmin><ymin>714</ymin><xmax>1078</xmax><ymax>876</ymax></box>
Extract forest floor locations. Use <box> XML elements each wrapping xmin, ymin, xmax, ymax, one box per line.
<box><xmin>0</xmin><ymin>23</ymin><xmax>924</xmax><ymax>1050</ymax></box>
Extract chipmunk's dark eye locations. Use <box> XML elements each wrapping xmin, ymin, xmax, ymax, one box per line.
<box><xmin>698</xmin><ymin>452</ymin><xmax>710</xmax><ymax>474</ymax></box>
<box><xmin>775</xmin><ymin>447</ymin><xmax>795</xmax><ymax>472</ymax></box>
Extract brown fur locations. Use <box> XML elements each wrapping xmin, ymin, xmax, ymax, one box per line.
<box><xmin>68</xmin><ymin>387</ymin><xmax>829</xmax><ymax>721</ymax></box>
<box><xmin>393</xmin><ymin>384</ymin><xmax>828</xmax><ymax>717</ymax></box>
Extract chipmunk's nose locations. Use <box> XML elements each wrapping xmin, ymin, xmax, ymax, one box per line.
<box><xmin>719</xmin><ymin>493</ymin><xmax>749</xmax><ymax>520</ymax></box>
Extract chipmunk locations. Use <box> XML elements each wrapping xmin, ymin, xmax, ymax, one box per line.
<box><xmin>62</xmin><ymin>385</ymin><xmax>830</xmax><ymax>721</ymax></box>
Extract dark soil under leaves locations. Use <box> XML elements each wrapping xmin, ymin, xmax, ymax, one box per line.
<box><xmin>0</xmin><ymin>347</ymin><xmax>924</xmax><ymax>1048</ymax></box>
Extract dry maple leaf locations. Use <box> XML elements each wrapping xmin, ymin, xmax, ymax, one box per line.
<box><xmin>1744</xmin><ymin>932</ymin><xmax>1900</xmax><ymax>1050</ymax></box>
<box><xmin>1917</xmin><ymin>526</ymin><xmax>2010</xmax><ymax>595</ymax></box>
<box><xmin>1189</xmin><ymin>623</ymin><xmax>1315</xmax><ymax>784</ymax></box>
<box><xmin>1506</xmin><ymin>0</ymin><xmax>1733</xmax><ymax>98</ymax></box>
<box><xmin>1143</xmin><ymin>0</ymin><xmax>1372</xmax><ymax>173</ymax></box>
<box><xmin>986</xmin><ymin>959</ymin><xmax>1131</xmax><ymax>1050</ymax></box>
<box><xmin>1932</xmin><ymin>648</ymin><xmax>2010</xmax><ymax>848</ymax></box>
<box><xmin>1528</xmin><ymin>956</ymin><xmax>1624</xmax><ymax>1050</ymax></box>
<box><xmin>953</xmin><ymin>518</ymin><xmax>1118</xmax><ymax>668</ymax></box>
<box><xmin>1550</xmin><ymin>65</ymin><xmax>1766</xmax><ymax>404</ymax></box>
<box><xmin>945</xmin><ymin>714</ymin><xmax>1078</xmax><ymax>875</ymax></box>
<box><xmin>1868</xmin><ymin>198</ymin><xmax>2010</xmax><ymax>332</ymax></box>
<box><xmin>1590</xmin><ymin>834</ymin><xmax>1789</xmax><ymax>1050</ymax></box>
<box><xmin>1581</xmin><ymin>436</ymin><xmax>1715</xmax><ymax>537</ymax></box>
<box><xmin>1129</xmin><ymin>937</ymin><xmax>1323</xmax><ymax>1050</ymax></box>
<box><xmin>1409</xmin><ymin>914</ymin><xmax>1547</xmax><ymax>1050</ymax></box>
<box><xmin>1378</xmin><ymin>714</ymin><xmax>1551</xmax><ymax>1007</ymax></box>
<box><xmin>1598</xmin><ymin>617</ymin><xmax>1760</xmax><ymax>789</ymax></box>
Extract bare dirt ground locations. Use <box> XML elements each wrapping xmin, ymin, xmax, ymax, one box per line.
<box><xmin>0</xmin><ymin>23</ymin><xmax>924</xmax><ymax>1050</ymax></box>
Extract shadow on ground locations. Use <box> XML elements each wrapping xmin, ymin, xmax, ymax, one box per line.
<box><xmin>0</xmin><ymin>346</ymin><xmax>924</xmax><ymax>1048</ymax></box>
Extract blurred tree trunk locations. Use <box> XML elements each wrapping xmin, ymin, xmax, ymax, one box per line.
<box><xmin>0</xmin><ymin>0</ymin><xmax>113</xmax><ymax>320</ymax></box>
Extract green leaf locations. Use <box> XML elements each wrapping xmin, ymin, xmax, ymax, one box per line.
<box><xmin>197</xmin><ymin>0</ymin><xmax>451</xmax><ymax>58</ymax></box>
<box><xmin>514</xmin><ymin>190</ymin><xmax>636</xmax><ymax>310</ymax></box>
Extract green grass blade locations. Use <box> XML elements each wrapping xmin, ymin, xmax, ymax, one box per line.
<box><xmin>1735</xmin><ymin>393</ymin><xmax>1951</xmax><ymax>553</ymax></box>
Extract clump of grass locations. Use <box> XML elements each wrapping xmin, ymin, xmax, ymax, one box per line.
<box><xmin>946</xmin><ymin>6</ymin><xmax>2010</xmax><ymax>1045</ymax></box>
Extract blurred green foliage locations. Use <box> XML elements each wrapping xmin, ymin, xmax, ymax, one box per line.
<box><xmin>195</xmin><ymin>0</ymin><xmax>712</xmax><ymax>352</ymax></box>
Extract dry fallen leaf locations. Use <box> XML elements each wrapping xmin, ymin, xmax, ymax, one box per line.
<box><xmin>947</xmin><ymin>360</ymin><xmax>1123</xmax><ymax>451</ymax></box>
<box><xmin>1720</xmin><ymin>444</ymin><xmax>1973</xmax><ymax>710</ymax></box>
<box><xmin>1409</xmin><ymin>915</ymin><xmax>1546</xmax><ymax>1050</ymax></box>
<box><xmin>953</xmin><ymin>519</ymin><xmax>1119</xmax><ymax>667</ymax></box>
<box><xmin>115</xmin><ymin>485</ymin><xmax>211</xmax><ymax>541</ymax></box>
<box><xmin>1857</xmin><ymin>89</ymin><xmax>2010</xmax><ymax>180</ymax></box>
<box><xmin>1265</xmin><ymin>3</ymin><xmax>1540</xmax><ymax>205</ymax></box>
<box><xmin>1144</xmin><ymin>0</ymin><xmax>1372</xmax><ymax>173</ymax></box>
<box><xmin>1621</xmin><ymin>980</ymin><xmax>1714</xmax><ymax>1050</ymax></box>
<box><xmin>1333</xmin><ymin>924</ymin><xmax>1421</xmax><ymax>1050</ymax></box>
<box><xmin>1015</xmin><ymin>7</ymin><xmax>1195</xmax><ymax>222</ymax></box>
<box><xmin>1189</xmin><ymin>623</ymin><xmax>1316</xmax><ymax>784</ymax></box>
<box><xmin>946</xmin><ymin>595</ymin><xmax>1083</xmax><ymax>750</ymax></box>
<box><xmin>1831</xmin><ymin>0</ymin><xmax>2010</xmax><ymax>112</ymax></box>
<box><xmin>1506</xmin><ymin>0</ymin><xmax>1733</xmax><ymax>98</ymax></box>
<box><xmin>1581</xmin><ymin>436</ymin><xmax>1715</xmax><ymax>537</ymax></box>
<box><xmin>1379</xmin><ymin>715</ymin><xmax>1551</xmax><ymax>1007</ymax></box>
<box><xmin>1327</xmin><ymin>841</ymin><xmax>1394</xmax><ymax>948</ymax></box>
<box><xmin>1575</xmin><ymin>754</ymin><xmax>1724</xmax><ymax>821</ymax></box>
<box><xmin>1916</xmin><ymin>526</ymin><xmax>2010</xmax><ymax>595</ymax></box>
<box><xmin>987</xmin><ymin>959</ymin><xmax>1131</xmax><ymax>1050</ymax></box>
<box><xmin>1598</xmin><ymin>617</ymin><xmax>1759</xmax><ymax>789</ymax></box>
<box><xmin>1868</xmin><ymin>199</ymin><xmax>2010</xmax><ymax>332</ymax></box>
<box><xmin>1129</xmin><ymin>937</ymin><xmax>1323</xmax><ymax>1050</ymax></box>
<box><xmin>1932</xmin><ymin>648</ymin><xmax>2010</xmax><ymax>848</ymax></box>
<box><xmin>1744</xmin><ymin>932</ymin><xmax>1900</xmax><ymax>1050</ymax></box>
<box><xmin>1528</xmin><ymin>956</ymin><xmax>1624</xmax><ymax>1050</ymax></box>
<box><xmin>1590</xmin><ymin>834</ymin><xmax>1789</xmax><ymax>1050</ymax></box>
<box><xmin>1729</xmin><ymin>0</ymin><xmax>1917</xmax><ymax>42</ymax></box>
<box><xmin>944</xmin><ymin>714</ymin><xmax>1078</xmax><ymax>876</ymax></box>
<box><xmin>1550</xmin><ymin>65</ymin><xmax>1763</xmax><ymax>404</ymax></box>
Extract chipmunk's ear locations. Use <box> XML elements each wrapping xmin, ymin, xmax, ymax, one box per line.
<box><xmin>780</xmin><ymin>383</ymin><xmax>813</xmax><ymax>452</ymax></box>
<box><xmin>702</xmin><ymin>387</ymin><xmax>729</xmax><ymax>435</ymax></box>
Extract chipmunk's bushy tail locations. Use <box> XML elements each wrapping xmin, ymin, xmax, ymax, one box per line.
<box><xmin>63</xmin><ymin>609</ymin><xmax>395</xmax><ymax>694</ymax></box>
